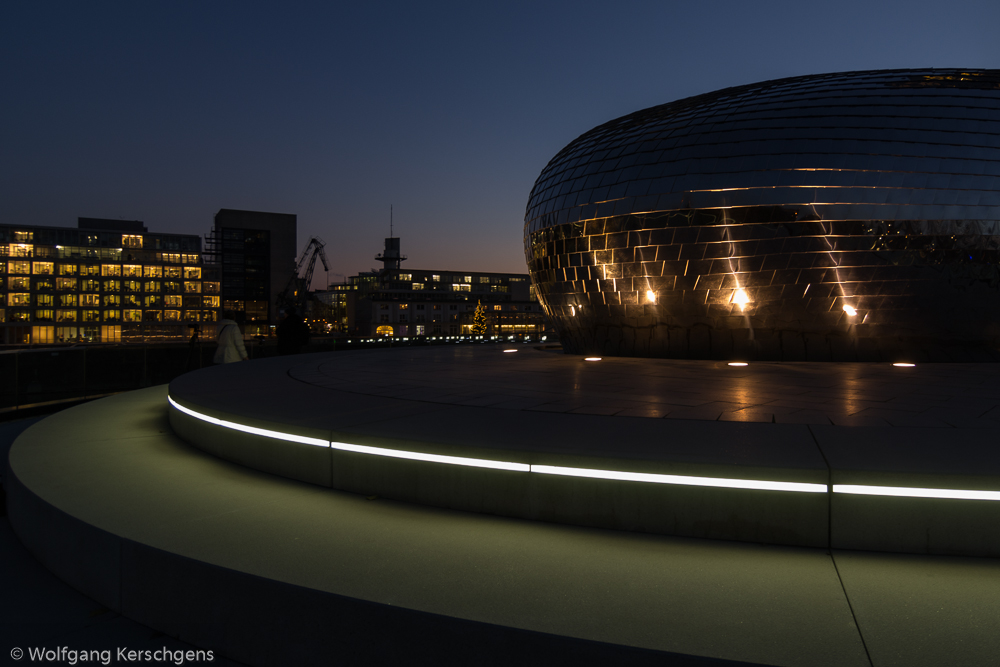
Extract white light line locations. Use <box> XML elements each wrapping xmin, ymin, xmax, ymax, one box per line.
<box><xmin>172</xmin><ymin>398</ymin><xmax>1000</xmax><ymax>500</ymax></box>
<box><xmin>531</xmin><ymin>464</ymin><xmax>827</xmax><ymax>493</ymax></box>
<box><xmin>330</xmin><ymin>441</ymin><xmax>530</xmax><ymax>472</ymax></box>
<box><xmin>168</xmin><ymin>395</ymin><xmax>329</xmax><ymax>448</ymax></box>
<box><xmin>833</xmin><ymin>484</ymin><xmax>1000</xmax><ymax>501</ymax></box>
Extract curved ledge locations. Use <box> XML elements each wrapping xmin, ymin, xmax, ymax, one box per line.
<box><xmin>165</xmin><ymin>348</ymin><xmax>1000</xmax><ymax>556</ymax></box>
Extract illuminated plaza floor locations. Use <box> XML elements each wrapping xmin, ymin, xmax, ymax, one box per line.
<box><xmin>5</xmin><ymin>348</ymin><xmax>1000</xmax><ymax>666</ymax></box>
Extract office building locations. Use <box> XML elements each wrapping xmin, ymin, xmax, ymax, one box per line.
<box><xmin>0</xmin><ymin>218</ymin><xmax>218</xmax><ymax>344</ymax></box>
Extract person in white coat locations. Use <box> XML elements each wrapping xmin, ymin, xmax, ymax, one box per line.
<box><xmin>214</xmin><ymin>312</ymin><xmax>248</xmax><ymax>364</ymax></box>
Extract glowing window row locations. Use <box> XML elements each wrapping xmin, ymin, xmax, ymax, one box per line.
<box><xmin>3</xmin><ymin>262</ymin><xmax>202</xmax><ymax>278</ymax></box>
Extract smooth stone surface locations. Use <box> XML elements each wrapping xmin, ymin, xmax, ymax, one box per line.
<box><xmin>9</xmin><ymin>387</ymin><xmax>871</xmax><ymax>667</ymax></box>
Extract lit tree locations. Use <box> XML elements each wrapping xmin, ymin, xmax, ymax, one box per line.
<box><xmin>471</xmin><ymin>300</ymin><xmax>488</xmax><ymax>335</ymax></box>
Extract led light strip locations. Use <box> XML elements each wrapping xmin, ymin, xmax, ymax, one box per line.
<box><xmin>168</xmin><ymin>395</ymin><xmax>329</xmax><ymax>448</ymax></box>
<box><xmin>833</xmin><ymin>484</ymin><xmax>1000</xmax><ymax>501</ymax></box>
<box><xmin>532</xmin><ymin>464</ymin><xmax>827</xmax><ymax>493</ymax></box>
<box><xmin>330</xmin><ymin>441</ymin><xmax>529</xmax><ymax>472</ymax></box>
<box><xmin>168</xmin><ymin>396</ymin><xmax>1000</xmax><ymax>500</ymax></box>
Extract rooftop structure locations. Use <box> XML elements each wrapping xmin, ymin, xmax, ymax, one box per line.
<box><xmin>525</xmin><ymin>68</ymin><xmax>1000</xmax><ymax>362</ymax></box>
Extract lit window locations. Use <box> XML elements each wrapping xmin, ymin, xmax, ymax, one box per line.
<box><xmin>399</xmin><ymin>274</ymin><xmax>412</xmax><ymax>281</ymax></box>
<box><xmin>451</xmin><ymin>284</ymin><xmax>471</xmax><ymax>292</ymax></box>
<box><xmin>32</xmin><ymin>262</ymin><xmax>54</xmax><ymax>275</ymax></box>
<box><xmin>463</xmin><ymin>276</ymin><xmax>472</xmax><ymax>283</ymax></box>
<box><xmin>431</xmin><ymin>275</ymin><xmax>440</xmax><ymax>282</ymax></box>
<box><xmin>81</xmin><ymin>294</ymin><xmax>100</xmax><ymax>306</ymax></box>
<box><xmin>163</xmin><ymin>310</ymin><xmax>181</xmax><ymax>321</ymax></box>
<box><xmin>183</xmin><ymin>267</ymin><xmax>201</xmax><ymax>279</ymax></box>
<box><xmin>56</xmin><ymin>278</ymin><xmax>77</xmax><ymax>291</ymax></box>
<box><xmin>123</xmin><ymin>265</ymin><xmax>142</xmax><ymax>277</ymax></box>
<box><xmin>143</xmin><ymin>266</ymin><xmax>163</xmax><ymax>278</ymax></box>
<box><xmin>165</xmin><ymin>295</ymin><xmax>182</xmax><ymax>307</ymax></box>
<box><xmin>183</xmin><ymin>281</ymin><xmax>201</xmax><ymax>293</ymax></box>
<box><xmin>103</xmin><ymin>295</ymin><xmax>120</xmax><ymax>307</ymax></box>
<box><xmin>101</xmin><ymin>265</ymin><xmax>121</xmax><ymax>277</ymax></box>
<box><xmin>398</xmin><ymin>303</ymin><xmax>409</xmax><ymax>310</ymax></box>
<box><xmin>9</xmin><ymin>293</ymin><xmax>31</xmax><ymax>306</ymax></box>
<box><xmin>412</xmin><ymin>282</ymin><xmax>424</xmax><ymax>290</ymax></box>
<box><xmin>122</xmin><ymin>235</ymin><xmax>143</xmax><ymax>249</ymax></box>
<box><xmin>13</xmin><ymin>231</ymin><xmax>33</xmax><ymax>243</ymax></box>
<box><xmin>144</xmin><ymin>280</ymin><xmax>161</xmax><ymax>292</ymax></box>
<box><xmin>9</xmin><ymin>261</ymin><xmax>30</xmax><ymax>274</ymax></box>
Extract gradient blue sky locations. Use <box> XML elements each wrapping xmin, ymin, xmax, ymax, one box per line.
<box><xmin>3</xmin><ymin>1</ymin><xmax>999</xmax><ymax>283</ymax></box>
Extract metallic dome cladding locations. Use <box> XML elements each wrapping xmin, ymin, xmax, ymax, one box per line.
<box><xmin>524</xmin><ymin>69</ymin><xmax>1000</xmax><ymax>362</ymax></box>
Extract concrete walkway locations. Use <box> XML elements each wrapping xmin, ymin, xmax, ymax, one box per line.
<box><xmin>6</xmin><ymin>388</ymin><xmax>1000</xmax><ymax>666</ymax></box>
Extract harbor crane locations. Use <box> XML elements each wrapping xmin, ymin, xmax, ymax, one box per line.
<box><xmin>277</xmin><ymin>237</ymin><xmax>330</xmax><ymax>316</ymax></box>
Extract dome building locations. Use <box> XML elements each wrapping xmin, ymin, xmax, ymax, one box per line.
<box><xmin>524</xmin><ymin>69</ymin><xmax>1000</xmax><ymax>361</ymax></box>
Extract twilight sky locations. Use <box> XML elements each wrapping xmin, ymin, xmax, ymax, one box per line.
<box><xmin>3</xmin><ymin>1</ymin><xmax>999</xmax><ymax>285</ymax></box>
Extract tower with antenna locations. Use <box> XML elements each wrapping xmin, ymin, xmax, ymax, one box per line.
<box><xmin>375</xmin><ymin>205</ymin><xmax>407</xmax><ymax>271</ymax></box>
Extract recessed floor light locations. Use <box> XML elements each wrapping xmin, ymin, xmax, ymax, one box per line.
<box><xmin>584</xmin><ymin>357</ymin><xmax>602</xmax><ymax>361</ymax></box>
<box><xmin>893</xmin><ymin>363</ymin><xmax>915</xmax><ymax>367</ymax></box>
<box><xmin>728</xmin><ymin>362</ymin><xmax>748</xmax><ymax>367</ymax></box>
<box><xmin>503</xmin><ymin>349</ymin><xmax>517</xmax><ymax>353</ymax></box>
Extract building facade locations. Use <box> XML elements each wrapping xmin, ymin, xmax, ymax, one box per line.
<box><xmin>0</xmin><ymin>218</ymin><xmax>219</xmax><ymax>345</ymax></box>
<box><xmin>320</xmin><ymin>238</ymin><xmax>548</xmax><ymax>338</ymax></box>
<box><xmin>525</xmin><ymin>68</ymin><xmax>1000</xmax><ymax>362</ymax></box>
<box><xmin>205</xmin><ymin>209</ymin><xmax>297</xmax><ymax>336</ymax></box>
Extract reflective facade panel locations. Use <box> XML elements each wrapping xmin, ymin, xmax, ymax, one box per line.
<box><xmin>524</xmin><ymin>69</ymin><xmax>1000</xmax><ymax>361</ymax></box>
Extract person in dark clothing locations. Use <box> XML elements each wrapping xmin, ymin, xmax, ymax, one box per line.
<box><xmin>276</xmin><ymin>311</ymin><xmax>310</xmax><ymax>355</ymax></box>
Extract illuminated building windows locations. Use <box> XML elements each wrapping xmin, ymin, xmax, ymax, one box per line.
<box><xmin>32</xmin><ymin>262</ymin><xmax>54</xmax><ymax>274</ymax></box>
<box><xmin>82</xmin><ymin>310</ymin><xmax>100</xmax><ymax>323</ymax></box>
<box><xmin>432</xmin><ymin>305</ymin><xmax>442</xmax><ymax>310</ymax></box>
<box><xmin>59</xmin><ymin>264</ymin><xmax>77</xmax><ymax>275</ymax></box>
<box><xmin>101</xmin><ymin>325</ymin><xmax>121</xmax><ymax>341</ymax></box>
<box><xmin>164</xmin><ymin>267</ymin><xmax>182</xmax><ymax>279</ymax></box>
<box><xmin>451</xmin><ymin>284</ymin><xmax>471</xmax><ymax>292</ymax></box>
<box><xmin>494</xmin><ymin>305</ymin><xmax>503</xmax><ymax>311</ymax></box>
<box><xmin>164</xmin><ymin>281</ymin><xmax>181</xmax><ymax>293</ymax></box>
<box><xmin>123</xmin><ymin>265</ymin><xmax>142</xmax><ymax>278</ymax></box>
<box><xmin>31</xmin><ymin>326</ymin><xmax>54</xmax><ymax>343</ymax></box>
<box><xmin>412</xmin><ymin>283</ymin><xmax>425</xmax><ymax>290</ymax></box>
<box><xmin>9</xmin><ymin>244</ymin><xmax>33</xmax><ymax>257</ymax></box>
<box><xmin>35</xmin><ymin>310</ymin><xmax>54</xmax><ymax>321</ymax></box>
<box><xmin>398</xmin><ymin>303</ymin><xmax>409</xmax><ymax>310</ymax></box>
<box><xmin>35</xmin><ymin>294</ymin><xmax>53</xmax><ymax>306</ymax></box>
<box><xmin>102</xmin><ymin>280</ymin><xmax>121</xmax><ymax>292</ymax></box>
<box><xmin>202</xmin><ymin>295</ymin><xmax>220</xmax><ymax>308</ymax></box>
<box><xmin>376</xmin><ymin>325</ymin><xmax>393</xmax><ymax>336</ymax></box>
<box><xmin>81</xmin><ymin>264</ymin><xmax>100</xmax><ymax>276</ymax></box>
<box><xmin>183</xmin><ymin>281</ymin><xmax>201</xmax><ymax>293</ymax></box>
<box><xmin>431</xmin><ymin>275</ymin><xmax>440</xmax><ymax>282</ymax></box>
<box><xmin>203</xmin><ymin>282</ymin><xmax>220</xmax><ymax>294</ymax></box>
<box><xmin>478</xmin><ymin>276</ymin><xmax>490</xmax><ymax>283</ymax></box>
<box><xmin>9</xmin><ymin>261</ymin><xmax>29</xmax><ymax>274</ymax></box>
<box><xmin>34</xmin><ymin>278</ymin><xmax>53</xmax><ymax>291</ymax></box>
<box><xmin>202</xmin><ymin>310</ymin><xmax>218</xmax><ymax>322</ymax></box>
<box><xmin>9</xmin><ymin>310</ymin><xmax>30</xmax><ymax>322</ymax></box>
<box><xmin>124</xmin><ymin>310</ymin><xmax>142</xmax><ymax>322</ymax></box>
<box><xmin>56</xmin><ymin>278</ymin><xmax>77</xmax><ymax>291</ymax></box>
<box><xmin>144</xmin><ymin>280</ymin><xmax>161</xmax><ymax>292</ymax></box>
<box><xmin>56</xmin><ymin>309</ymin><xmax>77</xmax><ymax>322</ymax></box>
<box><xmin>123</xmin><ymin>280</ymin><xmax>141</xmax><ymax>293</ymax></box>
<box><xmin>164</xmin><ymin>310</ymin><xmax>181</xmax><ymax>321</ymax></box>
<box><xmin>103</xmin><ymin>310</ymin><xmax>121</xmax><ymax>322</ymax></box>
<box><xmin>58</xmin><ymin>293</ymin><xmax>78</xmax><ymax>307</ymax></box>
<box><xmin>144</xmin><ymin>310</ymin><xmax>162</xmax><ymax>322</ymax></box>
<box><xmin>13</xmin><ymin>231</ymin><xmax>33</xmax><ymax>243</ymax></box>
<box><xmin>169</xmin><ymin>295</ymin><xmax>187</xmax><ymax>308</ymax></box>
<box><xmin>143</xmin><ymin>266</ymin><xmax>163</xmax><ymax>278</ymax></box>
<box><xmin>103</xmin><ymin>295</ymin><xmax>120</xmax><ymax>307</ymax></box>
<box><xmin>183</xmin><ymin>267</ymin><xmax>201</xmax><ymax>279</ymax></box>
<box><xmin>144</xmin><ymin>295</ymin><xmax>162</xmax><ymax>308</ymax></box>
<box><xmin>81</xmin><ymin>279</ymin><xmax>99</xmax><ymax>291</ymax></box>
<box><xmin>9</xmin><ymin>293</ymin><xmax>31</xmax><ymax>306</ymax></box>
<box><xmin>81</xmin><ymin>294</ymin><xmax>100</xmax><ymax>307</ymax></box>
<box><xmin>101</xmin><ymin>265</ymin><xmax>121</xmax><ymax>277</ymax></box>
<box><xmin>463</xmin><ymin>276</ymin><xmax>472</xmax><ymax>283</ymax></box>
<box><xmin>181</xmin><ymin>254</ymin><xmax>199</xmax><ymax>264</ymax></box>
<box><xmin>122</xmin><ymin>235</ymin><xmax>143</xmax><ymax>248</ymax></box>
<box><xmin>399</xmin><ymin>273</ymin><xmax>412</xmax><ymax>281</ymax></box>
<box><xmin>9</xmin><ymin>276</ymin><xmax>30</xmax><ymax>290</ymax></box>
